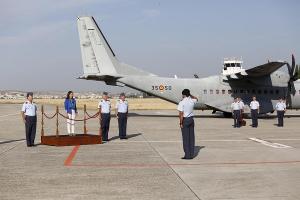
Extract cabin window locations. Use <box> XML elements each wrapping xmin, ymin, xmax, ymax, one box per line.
<box><xmin>233</xmin><ymin>90</ymin><xmax>238</xmax><ymax>94</ymax></box>
<box><xmin>252</xmin><ymin>89</ymin><xmax>256</xmax><ymax>94</ymax></box>
<box><xmin>240</xmin><ymin>89</ymin><xmax>244</xmax><ymax>93</ymax></box>
<box><xmin>270</xmin><ymin>90</ymin><xmax>274</xmax><ymax>94</ymax></box>
<box><xmin>204</xmin><ymin>90</ymin><xmax>207</xmax><ymax>94</ymax></box>
<box><xmin>236</xmin><ymin>63</ymin><xmax>241</xmax><ymax>67</ymax></box>
<box><xmin>225</xmin><ymin>64</ymin><xmax>230</xmax><ymax>68</ymax></box>
<box><xmin>231</xmin><ymin>63</ymin><xmax>235</xmax><ymax>67</ymax></box>
<box><xmin>258</xmin><ymin>90</ymin><xmax>262</xmax><ymax>94</ymax></box>
<box><xmin>222</xmin><ymin>89</ymin><xmax>225</xmax><ymax>94</ymax></box>
<box><xmin>210</xmin><ymin>89</ymin><xmax>213</xmax><ymax>94</ymax></box>
<box><xmin>264</xmin><ymin>90</ymin><xmax>268</xmax><ymax>94</ymax></box>
<box><xmin>228</xmin><ymin>90</ymin><xmax>232</xmax><ymax>94</ymax></box>
<box><xmin>216</xmin><ymin>90</ymin><xmax>219</xmax><ymax>94</ymax></box>
<box><xmin>275</xmin><ymin>90</ymin><xmax>279</xmax><ymax>94</ymax></box>
<box><xmin>246</xmin><ymin>89</ymin><xmax>250</xmax><ymax>94</ymax></box>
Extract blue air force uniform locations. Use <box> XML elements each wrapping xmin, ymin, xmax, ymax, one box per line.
<box><xmin>231</xmin><ymin>102</ymin><xmax>241</xmax><ymax>128</ymax></box>
<box><xmin>276</xmin><ymin>101</ymin><xmax>286</xmax><ymax>127</ymax></box>
<box><xmin>22</xmin><ymin>100</ymin><xmax>37</xmax><ymax>146</ymax></box>
<box><xmin>98</xmin><ymin>99</ymin><xmax>111</xmax><ymax>141</ymax></box>
<box><xmin>250</xmin><ymin>100</ymin><xmax>260</xmax><ymax>127</ymax></box>
<box><xmin>116</xmin><ymin>99</ymin><xmax>128</xmax><ymax>139</ymax></box>
<box><xmin>177</xmin><ymin>97</ymin><xmax>197</xmax><ymax>159</ymax></box>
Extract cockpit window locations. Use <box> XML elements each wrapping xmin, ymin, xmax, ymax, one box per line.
<box><xmin>230</xmin><ymin>63</ymin><xmax>235</xmax><ymax>67</ymax></box>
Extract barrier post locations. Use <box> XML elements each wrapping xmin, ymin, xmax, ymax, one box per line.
<box><xmin>84</xmin><ymin>104</ymin><xmax>87</xmax><ymax>134</ymax></box>
<box><xmin>56</xmin><ymin>106</ymin><xmax>59</xmax><ymax>137</ymax></box>
<box><xmin>41</xmin><ymin>105</ymin><xmax>44</xmax><ymax>137</ymax></box>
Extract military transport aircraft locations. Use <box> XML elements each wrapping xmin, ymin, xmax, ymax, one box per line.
<box><xmin>77</xmin><ymin>16</ymin><xmax>300</xmax><ymax>116</ymax></box>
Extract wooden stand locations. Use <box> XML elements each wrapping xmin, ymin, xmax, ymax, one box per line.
<box><xmin>41</xmin><ymin>134</ymin><xmax>102</xmax><ymax>146</ymax></box>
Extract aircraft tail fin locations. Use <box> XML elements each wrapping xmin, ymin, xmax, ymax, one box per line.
<box><xmin>77</xmin><ymin>16</ymin><xmax>118</xmax><ymax>76</ymax></box>
<box><xmin>77</xmin><ymin>16</ymin><xmax>155</xmax><ymax>80</ymax></box>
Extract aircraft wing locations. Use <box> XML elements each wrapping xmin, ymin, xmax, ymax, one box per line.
<box><xmin>226</xmin><ymin>61</ymin><xmax>286</xmax><ymax>80</ymax></box>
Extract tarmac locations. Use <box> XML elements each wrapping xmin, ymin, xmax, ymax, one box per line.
<box><xmin>1</xmin><ymin>103</ymin><xmax>300</xmax><ymax>200</ymax></box>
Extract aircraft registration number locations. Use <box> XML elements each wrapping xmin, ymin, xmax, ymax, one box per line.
<box><xmin>152</xmin><ymin>85</ymin><xmax>172</xmax><ymax>91</ymax></box>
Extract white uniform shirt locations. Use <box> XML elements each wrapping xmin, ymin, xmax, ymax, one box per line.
<box><xmin>231</xmin><ymin>102</ymin><xmax>240</xmax><ymax>111</ymax></box>
<box><xmin>250</xmin><ymin>100</ymin><xmax>260</xmax><ymax>110</ymax></box>
<box><xmin>239</xmin><ymin>101</ymin><xmax>245</xmax><ymax>110</ymax></box>
<box><xmin>21</xmin><ymin>101</ymin><xmax>37</xmax><ymax>116</ymax></box>
<box><xmin>116</xmin><ymin>99</ymin><xmax>128</xmax><ymax>113</ymax></box>
<box><xmin>98</xmin><ymin>99</ymin><xmax>111</xmax><ymax>113</ymax></box>
<box><xmin>275</xmin><ymin>102</ymin><xmax>286</xmax><ymax>111</ymax></box>
<box><xmin>177</xmin><ymin>97</ymin><xmax>197</xmax><ymax>117</ymax></box>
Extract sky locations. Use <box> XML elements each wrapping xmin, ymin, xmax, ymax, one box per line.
<box><xmin>1</xmin><ymin>0</ymin><xmax>299</xmax><ymax>92</ymax></box>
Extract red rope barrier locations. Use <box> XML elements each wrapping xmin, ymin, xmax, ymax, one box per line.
<box><xmin>41</xmin><ymin>104</ymin><xmax>101</xmax><ymax>137</ymax></box>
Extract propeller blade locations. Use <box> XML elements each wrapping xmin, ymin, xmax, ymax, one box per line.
<box><xmin>288</xmin><ymin>81</ymin><xmax>296</xmax><ymax>95</ymax></box>
<box><xmin>292</xmin><ymin>54</ymin><xmax>295</xmax><ymax>71</ymax></box>
<box><xmin>287</xmin><ymin>62</ymin><xmax>293</xmax><ymax>76</ymax></box>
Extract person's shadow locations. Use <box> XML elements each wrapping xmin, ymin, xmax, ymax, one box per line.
<box><xmin>0</xmin><ymin>139</ymin><xmax>25</xmax><ymax>145</ymax></box>
<box><xmin>109</xmin><ymin>133</ymin><xmax>142</xmax><ymax>141</ymax></box>
<box><xmin>194</xmin><ymin>146</ymin><xmax>205</xmax><ymax>158</ymax></box>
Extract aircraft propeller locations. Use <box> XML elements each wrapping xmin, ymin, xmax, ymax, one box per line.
<box><xmin>286</xmin><ymin>54</ymin><xmax>299</xmax><ymax>95</ymax></box>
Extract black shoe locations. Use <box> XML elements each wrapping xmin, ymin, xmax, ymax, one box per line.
<box><xmin>181</xmin><ymin>157</ymin><xmax>187</xmax><ymax>159</ymax></box>
<box><xmin>120</xmin><ymin>137</ymin><xmax>128</xmax><ymax>140</ymax></box>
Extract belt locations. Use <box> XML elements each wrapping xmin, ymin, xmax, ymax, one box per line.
<box><xmin>183</xmin><ymin>116</ymin><xmax>193</xmax><ymax>119</ymax></box>
<box><xmin>118</xmin><ymin>112</ymin><xmax>127</xmax><ymax>114</ymax></box>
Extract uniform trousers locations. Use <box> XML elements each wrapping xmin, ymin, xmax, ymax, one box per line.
<box><xmin>25</xmin><ymin>116</ymin><xmax>37</xmax><ymax>146</ymax></box>
<box><xmin>181</xmin><ymin>117</ymin><xmax>195</xmax><ymax>159</ymax></box>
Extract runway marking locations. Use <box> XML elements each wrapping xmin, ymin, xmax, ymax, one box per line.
<box><xmin>70</xmin><ymin>160</ymin><xmax>300</xmax><ymax>168</ymax></box>
<box><xmin>109</xmin><ymin>139</ymin><xmax>249</xmax><ymax>143</ymax></box>
<box><xmin>249</xmin><ymin>137</ymin><xmax>292</xmax><ymax>148</ymax></box>
<box><xmin>265</xmin><ymin>138</ymin><xmax>300</xmax><ymax>141</ymax></box>
<box><xmin>0</xmin><ymin>113</ymin><xmax>20</xmax><ymax>122</ymax></box>
<box><xmin>64</xmin><ymin>145</ymin><xmax>80</xmax><ymax>166</ymax></box>
<box><xmin>0</xmin><ymin>113</ymin><xmax>19</xmax><ymax>118</ymax></box>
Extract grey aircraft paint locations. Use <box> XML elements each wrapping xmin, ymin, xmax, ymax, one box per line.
<box><xmin>77</xmin><ymin>16</ymin><xmax>300</xmax><ymax>115</ymax></box>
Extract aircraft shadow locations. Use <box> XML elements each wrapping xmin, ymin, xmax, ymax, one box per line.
<box><xmin>128</xmin><ymin>113</ymin><xmax>224</xmax><ymax>119</ymax></box>
<box><xmin>129</xmin><ymin>113</ymin><xmax>300</xmax><ymax>119</ymax></box>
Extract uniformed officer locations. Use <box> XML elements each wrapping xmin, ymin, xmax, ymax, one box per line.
<box><xmin>231</xmin><ymin>98</ymin><xmax>241</xmax><ymax>128</ymax></box>
<box><xmin>275</xmin><ymin>97</ymin><xmax>286</xmax><ymax>127</ymax></box>
<box><xmin>238</xmin><ymin>97</ymin><xmax>245</xmax><ymax>126</ymax></box>
<box><xmin>238</xmin><ymin>97</ymin><xmax>245</xmax><ymax>113</ymax></box>
<box><xmin>21</xmin><ymin>92</ymin><xmax>37</xmax><ymax>147</ymax></box>
<box><xmin>115</xmin><ymin>93</ymin><xmax>128</xmax><ymax>140</ymax></box>
<box><xmin>98</xmin><ymin>92</ymin><xmax>111</xmax><ymax>141</ymax></box>
<box><xmin>250</xmin><ymin>96</ymin><xmax>260</xmax><ymax>128</ymax></box>
<box><xmin>177</xmin><ymin>89</ymin><xmax>198</xmax><ymax>160</ymax></box>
